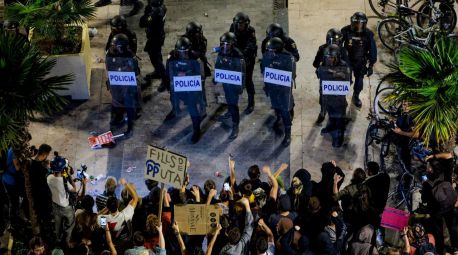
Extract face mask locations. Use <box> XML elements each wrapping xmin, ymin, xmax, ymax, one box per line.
<box><xmin>292</xmin><ymin>177</ymin><xmax>303</xmax><ymax>195</ymax></box>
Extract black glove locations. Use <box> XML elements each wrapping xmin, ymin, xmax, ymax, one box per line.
<box><xmin>367</xmin><ymin>66</ymin><xmax>374</xmax><ymax>77</ymax></box>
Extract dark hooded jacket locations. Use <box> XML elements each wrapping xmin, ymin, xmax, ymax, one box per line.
<box><xmin>349</xmin><ymin>225</ymin><xmax>378</xmax><ymax>255</ymax></box>
<box><xmin>279</xmin><ymin>228</ymin><xmax>315</xmax><ymax>255</ymax></box>
<box><xmin>313</xmin><ymin>162</ymin><xmax>345</xmax><ymax>212</ymax></box>
<box><xmin>288</xmin><ymin>169</ymin><xmax>312</xmax><ymax>214</ymax></box>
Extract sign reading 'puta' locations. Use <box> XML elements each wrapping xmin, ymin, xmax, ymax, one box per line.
<box><xmin>264</xmin><ymin>67</ymin><xmax>292</xmax><ymax>87</ymax></box>
<box><xmin>321</xmin><ymin>80</ymin><xmax>351</xmax><ymax>95</ymax></box>
<box><xmin>144</xmin><ymin>145</ymin><xmax>187</xmax><ymax>188</ymax></box>
<box><xmin>108</xmin><ymin>71</ymin><xmax>137</xmax><ymax>86</ymax></box>
<box><xmin>173</xmin><ymin>75</ymin><xmax>202</xmax><ymax>92</ymax></box>
<box><xmin>214</xmin><ymin>69</ymin><xmax>242</xmax><ymax>86</ymax></box>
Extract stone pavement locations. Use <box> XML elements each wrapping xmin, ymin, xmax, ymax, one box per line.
<box><xmin>28</xmin><ymin>0</ymin><xmax>447</xmax><ymax>196</ymax></box>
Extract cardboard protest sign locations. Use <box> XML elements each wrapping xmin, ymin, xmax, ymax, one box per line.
<box><xmin>174</xmin><ymin>204</ymin><xmax>220</xmax><ymax>235</ymax></box>
<box><xmin>144</xmin><ymin>145</ymin><xmax>187</xmax><ymax>188</ymax></box>
<box><xmin>381</xmin><ymin>207</ymin><xmax>410</xmax><ymax>231</ymax></box>
<box><xmin>321</xmin><ymin>80</ymin><xmax>351</xmax><ymax>95</ymax></box>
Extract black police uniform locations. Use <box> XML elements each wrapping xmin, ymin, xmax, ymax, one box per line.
<box><xmin>229</xmin><ymin>15</ymin><xmax>258</xmax><ymax>113</ymax></box>
<box><xmin>182</xmin><ymin>22</ymin><xmax>211</xmax><ymax>78</ymax></box>
<box><xmin>106</xmin><ymin>38</ymin><xmax>140</xmax><ymax>136</ymax></box>
<box><xmin>140</xmin><ymin>2</ymin><xmax>167</xmax><ymax>89</ymax></box>
<box><xmin>317</xmin><ymin>48</ymin><xmax>351</xmax><ymax>147</ymax></box>
<box><xmin>341</xmin><ymin>23</ymin><xmax>377</xmax><ymax>104</ymax></box>
<box><xmin>313</xmin><ymin>44</ymin><xmax>349</xmax><ymax>69</ymax></box>
<box><xmin>105</xmin><ymin>29</ymin><xmax>137</xmax><ymax>54</ymax></box>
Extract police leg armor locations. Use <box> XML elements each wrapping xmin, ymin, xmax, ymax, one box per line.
<box><xmin>147</xmin><ymin>47</ymin><xmax>167</xmax><ymax>92</ymax></box>
<box><xmin>228</xmin><ymin>104</ymin><xmax>240</xmax><ymax>139</ymax></box>
<box><xmin>273</xmin><ymin>109</ymin><xmax>282</xmax><ymax>130</ymax></box>
<box><xmin>280</xmin><ymin>110</ymin><xmax>292</xmax><ymax>146</ymax></box>
<box><xmin>110</xmin><ymin>106</ymin><xmax>125</xmax><ymax>126</ymax></box>
<box><xmin>165</xmin><ymin>92</ymin><xmax>179</xmax><ymax>121</ymax></box>
<box><xmin>125</xmin><ymin>107</ymin><xmax>136</xmax><ymax>137</ymax></box>
<box><xmin>352</xmin><ymin>66</ymin><xmax>365</xmax><ymax>108</ymax></box>
<box><xmin>244</xmin><ymin>59</ymin><xmax>256</xmax><ymax>114</ymax></box>
<box><xmin>190</xmin><ymin>116</ymin><xmax>201</xmax><ymax>144</ymax></box>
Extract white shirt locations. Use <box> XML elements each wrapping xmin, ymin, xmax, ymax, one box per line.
<box><xmin>98</xmin><ymin>204</ymin><xmax>134</xmax><ymax>234</ymax></box>
<box><xmin>47</xmin><ymin>174</ymin><xmax>73</xmax><ymax>207</ymax></box>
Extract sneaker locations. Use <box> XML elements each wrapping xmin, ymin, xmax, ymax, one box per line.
<box><xmin>94</xmin><ymin>0</ymin><xmax>111</xmax><ymax>7</ymax></box>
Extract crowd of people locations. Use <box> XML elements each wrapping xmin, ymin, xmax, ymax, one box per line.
<box><xmin>1</xmin><ymin>137</ymin><xmax>457</xmax><ymax>255</ymax></box>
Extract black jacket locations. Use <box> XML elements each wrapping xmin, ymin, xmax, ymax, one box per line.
<box><xmin>341</xmin><ymin>25</ymin><xmax>377</xmax><ymax>67</ymax></box>
<box><xmin>105</xmin><ymin>29</ymin><xmax>138</xmax><ymax>54</ymax></box>
<box><xmin>261</xmin><ymin>36</ymin><xmax>300</xmax><ymax>61</ymax></box>
<box><xmin>229</xmin><ymin>24</ymin><xmax>258</xmax><ymax>59</ymax></box>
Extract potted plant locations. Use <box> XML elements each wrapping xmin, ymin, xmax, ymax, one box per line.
<box><xmin>383</xmin><ymin>36</ymin><xmax>457</xmax><ymax>153</ymax></box>
<box><xmin>7</xmin><ymin>0</ymin><xmax>96</xmax><ymax>99</ymax></box>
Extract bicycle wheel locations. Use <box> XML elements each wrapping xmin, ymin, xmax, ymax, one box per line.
<box><xmin>375</xmin><ymin>77</ymin><xmax>394</xmax><ymax>95</ymax></box>
<box><xmin>378</xmin><ymin>18</ymin><xmax>411</xmax><ymax>51</ymax></box>
<box><xmin>365</xmin><ymin>121</ymin><xmax>378</xmax><ymax>167</ymax></box>
<box><xmin>375</xmin><ymin>87</ymin><xmax>402</xmax><ymax>116</ymax></box>
<box><xmin>369</xmin><ymin>0</ymin><xmax>400</xmax><ymax>18</ymax></box>
<box><xmin>417</xmin><ymin>2</ymin><xmax>457</xmax><ymax>34</ymax></box>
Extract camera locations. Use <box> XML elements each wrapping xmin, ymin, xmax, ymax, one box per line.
<box><xmin>76</xmin><ymin>165</ymin><xmax>88</xmax><ymax>181</ymax></box>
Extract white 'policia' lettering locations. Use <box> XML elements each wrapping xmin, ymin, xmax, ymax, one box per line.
<box><xmin>108</xmin><ymin>71</ymin><xmax>137</xmax><ymax>86</ymax></box>
<box><xmin>214</xmin><ymin>69</ymin><xmax>242</xmax><ymax>86</ymax></box>
<box><xmin>263</xmin><ymin>67</ymin><xmax>292</xmax><ymax>87</ymax></box>
<box><xmin>321</xmin><ymin>80</ymin><xmax>351</xmax><ymax>95</ymax></box>
<box><xmin>173</xmin><ymin>75</ymin><xmax>202</xmax><ymax>92</ymax></box>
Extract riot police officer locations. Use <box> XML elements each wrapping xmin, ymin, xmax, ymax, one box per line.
<box><xmin>182</xmin><ymin>21</ymin><xmax>211</xmax><ymax>78</ymax></box>
<box><xmin>140</xmin><ymin>0</ymin><xmax>167</xmax><ymax>91</ymax></box>
<box><xmin>317</xmin><ymin>44</ymin><xmax>351</xmax><ymax>147</ymax></box>
<box><xmin>164</xmin><ymin>37</ymin><xmax>205</xmax><ymax>143</ymax></box>
<box><xmin>313</xmin><ymin>28</ymin><xmax>349</xmax><ymax>124</ymax></box>
<box><xmin>261</xmin><ymin>23</ymin><xmax>299</xmax><ymax>62</ymax></box>
<box><xmin>229</xmin><ymin>12</ymin><xmax>258</xmax><ymax>114</ymax></box>
<box><xmin>105</xmin><ymin>15</ymin><xmax>137</xmax><ymax>54</ymax></box>
<box><xmin>106</xmin><ymin>34</ymin><xmax>140</xmax><ymax>137</ymax></box>
<box><xmin>216</xmin><ymin>32</ymin><xmax>246</xmax><ymax>139</ymax></box>
<box><xmin>341</xmin><ymin>12</ymin><xmax>377</xmax><ymax>108</ymax></box>
<box><xmin>262</xmin><ymin>37</ymin><xmax>295</xmax><ymax>146</ymax></box>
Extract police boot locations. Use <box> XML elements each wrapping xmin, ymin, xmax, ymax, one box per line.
<box><xmin>273</xmin><ymin>111</ymin><xmax>281</xmax><ymax>130</ymax></box>
<box><xmin>229</xmin><ymin>124</ymin><xmax>239</xmax><ymax>140</ymax></box>
<box><xmin>244</xmin><ymin>94</ymin><xmax>255</xmax><ymax>114</ymax></box>
<box><xmin>124</xmin><ymin>122</ymin><xmax>133</xmax><ymax>138</ymax></box>
<box><xmin>218</xmin><ymin>111</ymin><xmax>231</xmax><ymax>121</ymax></box>
<box><xmin>191</xmin><ymin>117</ymin><xmax>201</xmax><ymax>144</ymax></box>
<box><xmin>289</xmin><ymin>109</ymin><xmax>295</xmax><ymax>120</ymax></box>
<box><xmin>282</xmin><ymin>127</ymin><xmax>292</xmax><ymax>146</ymax></box>
<box><xmin>352</xmin><ymin>92</ymin><xmax>362</xmax><ymax>108</ymax></box>
<box><xmin>146</xmin><ymin>71</ymin><xmax>162</xmax><ymax>80</ymax></box>
<box><xmin>128</xmin><ymin>1</ymin><xmax>143</xmax><ymax>16</ymax></box>
<box><xmin>157</xmin><ymin>80</ymin><xmax>167</xmax><ymax>93</ymax></box>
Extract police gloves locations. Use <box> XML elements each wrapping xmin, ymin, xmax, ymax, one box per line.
<box><xmin>367</xmin><ymin>66</ymin><xmax>374</xmax><ymax>77</ymax></box>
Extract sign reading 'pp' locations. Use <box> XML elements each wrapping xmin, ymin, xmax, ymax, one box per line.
<box><xmin>214</xmin><ymin>69</ymin><xmax>242</xmax><ymax>86</ymax></box>
<box><xmin>322</xmin><ymin>80</ymin><xmax>351</xmax><ymax>95</ymax></box>
<box><xmin>173</xmin><ymin>75</ymin><xmax>202</xmax><ymax>92</ymax></box>
<box><xmin>264</xmin><ymin>67</ymin><xmax>293</xmax><ymax>87</ymax></box>
<box><xmin>144</xmin><ymin>145</ymin><xmax>187</xmax><ymax>188</ymax></box>
<box><xmin>108</xmin><ymin>71</ymin><xmax>137</xmax><ymax>86</ymax></box>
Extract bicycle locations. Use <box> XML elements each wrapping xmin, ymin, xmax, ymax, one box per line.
<box><xmin>377</xmin><ymin>3</ymin><xmax>456</xmax><ymax>51</ymax></box>
<box><xmin>369</xmin><ymin>0</ymin><xmax>456</xmax><ymax>31</ymax></box>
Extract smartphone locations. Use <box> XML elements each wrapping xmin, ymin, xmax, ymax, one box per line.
<box><xmin>100</xmin><ymin>216</ymin><xmax>107</xmax><ymax>228</ymax></box>
<box><xmin>421</xmin><ymin>175</ymin><xmax>428</xmax><ymax>182</ymax></box>
<box><xmin>224</xmin><ymin>183</ymin><xmax>230</xmax><ymax>191</ymax></box>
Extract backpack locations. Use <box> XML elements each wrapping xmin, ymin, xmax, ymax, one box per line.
<box><xmin>430</xmin><ymin>179</ymin><xmax>457</xmax><ymax>213</ymax></box>
<box><xmin>415</xmin><ymin>241</ymin><xmax>435</xmax><ymax>255</ymax></box>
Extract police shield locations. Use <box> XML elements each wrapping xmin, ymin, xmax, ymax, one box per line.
<box><xmin>169</xmin><ymin>59</ymin><xmax>205</xmax><ymax>117</ymax></box>
<box><xmin>106</xmin><ymin>56</ymin><xmax>140</xmax><ymax>109</ymax></box>
<box><xmin>318</xmin><ymin>65</ymin><xmax>351</xmax><ymax>118</ymax></box>
<box><xmin>262</xmin><ymin>52</ymin><xmax>295</xmax><ymax>111</ymax></box>
<box><xmin>213</xmin><ymin>55</ymin><xmax>246</xmax><ymax>105</ymax></box>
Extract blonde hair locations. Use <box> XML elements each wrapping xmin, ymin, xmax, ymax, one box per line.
<box><xmin>146</xmin><ymin>214</ymin><xmax>160</xmax><ymax>234</ymax></box>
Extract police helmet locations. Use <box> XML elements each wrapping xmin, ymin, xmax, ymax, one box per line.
<box><xmin>186</xmin><ymin>21</ymin><xmax>203</xmax><ymax>35</ymax></box>
<box><xmin>326</xmin><ymin>28</ymin><xmax>343</xmax><ymax>46</ymax></box>
<box><xmin>110</xmin><ymin>33</ymin><xmax>130</xmax><ymax>53</ymax></box>
<box><xmin>233</xmin><ymin>12</ymin><xmax>250</xmax><ymax>31</ymax></box>
<box><xmin>350</xmin><ymin>12</ymin><xmax>368</xmax><ymax>32</ymax></box>
<box><xmin>110</xmin><ymin>15</ymin><xmax>127</xmax><ymax>30</ymax></box>
<box><xmin>220</xmin><ymin>32</ymin><xmax>237</xmax><ymax>45</ymax></box>
<box><xmin>149</xmin><ymin>0</ymin><xmax>163</xmax><ymax>7</ymax></box>
<box><xmin>266</xmin><ymin>23</ymin><xmax>284</xmax><ymax>38</ymax></box>
<box><xmin>323</xmin><ymin>44</ymin><xmax>341</xmax><ymax>65</ymax></box>
<box><xmin>266</xmin><ymin>37</ymin><xmax>284</xmax><ymax>53</ymax></box>
<box><xmin>175</xmin><ymin>37</ymin><xmax>192</xmax><ymax>51</ymax></box>
<box><xmin>50</xmin><ymin>156</ymin><xmax>67</xmax><ymax>173</ymax></box>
